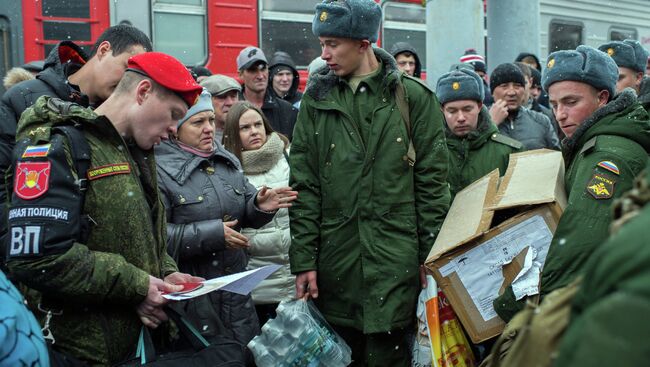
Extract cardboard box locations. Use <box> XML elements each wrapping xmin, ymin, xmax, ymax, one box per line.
<box><xmin>425</xmin><ymin>150</ymin><xmax>567</xmax><ymax>343</ymax></box>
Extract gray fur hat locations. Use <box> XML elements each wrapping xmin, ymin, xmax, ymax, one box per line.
<box><xmin>312</xmin><ymin>0</ymin><xmax>382</xmax><ymax>43</ymax></box>
<box><xmin>598</xmin><ymin>39</ymin><xmax>649</xmax><ymax>73</ymax></box>
<box><xmin>436</xmin><ymin>69</ymin><xmax>485</xmax><ymax>105</ymax></box>
<box><xmin>542</xmin><ymin>45</ymin><xmax>618</xmax><ymax>97</ymax></box>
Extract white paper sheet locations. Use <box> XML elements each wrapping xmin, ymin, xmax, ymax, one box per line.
<box><xmin>163</xmin><ymin>264</ymin><xmax>281</xmax><ymax>301</ymax></box>
<box><xmin>451</xmin><ymin>215</ymin><xmax>553</xmax><ymax>321</ymax></box>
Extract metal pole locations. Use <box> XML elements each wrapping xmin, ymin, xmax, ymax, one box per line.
<box><xmin>486</xmin><ymin>0</ymin><xmax>540</xmax><ymax>74</ymax></box>
<box><xmin>426</xmin><ymin>0</ymin><xmax>484</xmax><ymax>88</ymax></box>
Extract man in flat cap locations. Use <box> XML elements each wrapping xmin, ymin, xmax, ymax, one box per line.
<box><xmin>200</xmin><ymin>74</ymin><xmax>242</xmax><ymax>143</ymax></box>
<box><xmin>437</xmin><ymin>68</ymin><xmax>523</xmax><ymax>199</ymax></box>
<box><xmin>289</xmin><ymin>0</ymin><xmax>450</xmax><ymax>365</ymax></box>
<box><xmin>493</xmin><ymin>45</ymin><xmax>650</xmax><ymax>323</ymax></box>
<box><xmin>5</xmin><ymin>52</ymin><xmax>204</xmax><ymax>365</ymax></box>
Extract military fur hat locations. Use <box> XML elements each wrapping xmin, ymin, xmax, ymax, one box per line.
<box><xmin>598</xmin><ymin>39</ymin><xmax>649</xmax><ymax>73</ymax></box>
<box><xmin>312</xmin><ymin>0</ymin><xmax>382</xmax><ymax>43</ymax></box>
<box><xmin>543</xmin><ymin>45</ymin><xmax>618</xmax><ymax>97</ymax></box>
<box><xmin>436</xmin><ymin>69</ymin><xmax>485</xmax><ymax>105</ymax></box>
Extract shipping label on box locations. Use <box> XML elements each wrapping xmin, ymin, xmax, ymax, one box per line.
<box><xmin>426</xmin><ymin>149</ymin><xmax>566</xmax><ymax>343</ymax></box>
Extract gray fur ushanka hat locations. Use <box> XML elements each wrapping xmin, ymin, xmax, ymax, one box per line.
<box><xmin>436</xmin><ymin>68</ymin><xmax>485</xmax><ymax>105</ymax></box>
<box><xmin>598</xmin><ymin>39</ymin><xmax>649</xmax><ymax>73</ymax></box>
<box><xmin>542</xmin><ymin>45</ymin><xmax>619</xmax><ymax>97</ymax></box>
<box><xmin>312</xmin><ymin>0</ymin><xmax>382</xmax><ymax>42</ymax></box>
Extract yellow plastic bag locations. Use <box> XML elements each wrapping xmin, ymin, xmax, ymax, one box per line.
<box><xmin>420</xmin><ymin>275</ymin><xmax>475</xmax><ymax>367</ymax></box>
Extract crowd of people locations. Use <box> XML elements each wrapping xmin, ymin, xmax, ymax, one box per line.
<box><xmin>2</xmin><ymin>0</ymin><xmax>650</xmax><ymax>366</ymax></box>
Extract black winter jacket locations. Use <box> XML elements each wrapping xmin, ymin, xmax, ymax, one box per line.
<box><xmin>155</xmin><ymin>139</ymin><xmax>275</xmax><ymax>346</ymax></box>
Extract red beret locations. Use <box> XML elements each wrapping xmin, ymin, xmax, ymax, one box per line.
<box><xmin>126</xmin><ymin>52</ymin><xmax>202</xmax><ymax>107</ymax></box>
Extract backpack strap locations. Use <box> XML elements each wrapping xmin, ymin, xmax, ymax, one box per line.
<box><xmin>395</xmin><ymin>75</ymin><xmax>416</xmax><ymax>166</ymax></box>
<box><xmin>51</xmin><ymin>122</ymin><xmax>92</xmax><ymax>243</ymax></box>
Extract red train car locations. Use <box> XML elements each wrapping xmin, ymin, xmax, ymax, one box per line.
<box><xmin>6</xmin><ymin>0</ymin><xmax>428</xmax><ymax>87</ymax></box>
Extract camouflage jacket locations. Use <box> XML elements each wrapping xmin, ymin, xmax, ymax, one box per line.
<box><xmin>6</xmin><ymin>96</ymin><xmax>178</xmax><ymax>365</ymax></box>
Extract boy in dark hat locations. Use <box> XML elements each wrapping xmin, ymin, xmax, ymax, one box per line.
<box><xmin>290</xmin><ymin>0</ymin><xmax>450</xmax><ymax>365</ymax></box>
<box><xmin>437</xmin><ymin>68</ymin><xmax>522</xmax><ymax>199</ymax></box>
<box><xmin>489</xmin><ymin>62</ymin><xmax>559</xmax><ymax>150</ymax></box>
<box><xmin>6</xmin><ymin>52</ymin><xmax>204</xmax><ymax>365</ymax></box>
<box><xmin>493</xmin><ymin>45</ymin><xmax>650</xmax><ymax>323</ymax></box>
<box><xmin>268</xmin><ymin>51</ymin><xmax>303</xmax><ymax>105</ymax></box>
<box><xmin>390</xmin><ymin>42</ymin><xmax>422</xmax><ymax>78</ymax></box>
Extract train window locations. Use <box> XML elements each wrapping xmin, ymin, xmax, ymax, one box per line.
<box><xmin>549</xmin><ymin>21</ymin><xmax>582</xmax><ymax>52</ymax></box>
<box><xmin>43</xmin><ymin>21</ymin><xmax>92</xmax><ymax>41</ymax></box>
<box><xmin>42</xmin><ymin>0</ymin><xmax>90</xmax><ymax>18</ymax></box>
<box><xmin>610</xmin><ymin>27</ymin><xmax>637</xmax><ymax>41</ymax></box>
<box><xmin>382</xmin><ymin>2</ymin><xmax>427</xmax><ymax>68</ymax></box>
<box><xmin>259</xmin><ymin>0</ymin><xmax>321</xmax><ymax>68</ymax></box>
<box><xmin>152</xmin><ymin>0</ymin><xmax>207</xmax><ymax>65</ymax></box>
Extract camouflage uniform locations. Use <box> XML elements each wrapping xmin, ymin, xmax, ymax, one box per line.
<box><xmin>6</xmin><ymin>96</ymin><xmax>178</xmax><ymax>365</ymax></box>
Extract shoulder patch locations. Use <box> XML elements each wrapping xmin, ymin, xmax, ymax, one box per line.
<box><xmin>586</xmin><ymin>173</ymin><xmax>616</xmax><ymax>200</ymax></box>
<box><xmin>597</xmin><ymin>160</ymin><xmax>620</xmax><ymax>175</ymax></box>
<box><xmin>22</xmin><ymin>144</ymin><xmax>51</xmax><ymax>158</ymax></box>
<box><xmin>490</xmin><ymin>133</ymin><xmax>524</xmax><ymax>150</ymax></box>
<box><xmin>14</xmin><ymin>161</ymin><xmax>51</xmax><ymax>200</ymax></box>
<box><xmin>87</xmin><ymin>163</ymin><xmax>131</xmax><ymax>181</ymax></box>
<box><xmin>578</xmin><ymin>137</ymin><xmax>598</xmax><ymax>156</ymax></box>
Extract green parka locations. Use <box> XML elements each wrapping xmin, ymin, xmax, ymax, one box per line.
<box><xmin>446</xmin><ymin>107</ymin><xmax>523</xmax><ymax>198</ymax></box>
<box><xmin>554</xmin><ymin>166</ymin><xmax>650</xmax><ymax>367</ymax></box>
<box><xmin>6</xmin><ymin>97</ymin><xmax>178</xmax><ymax>365</ymax></box>
<box><xmin>494</xmin><ymin>89</ymin><xmax>650</xmax><ymax>322</ymax></box>
<box><xmin>289</xmin><ymin>48</ymin><xmax>450</xmax><ymax>333</ymax></box>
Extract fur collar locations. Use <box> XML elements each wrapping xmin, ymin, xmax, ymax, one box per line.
<box><xmin>562</xmin><ymin>88</ymin><xmax>637</xmax><ymax>161</ymax></box>
<box><xmin>304</xmin><ymin>47</ymin><xmax>400</xmax><ymax>101</ymax></box>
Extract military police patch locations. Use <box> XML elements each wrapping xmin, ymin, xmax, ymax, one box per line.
<box><xmin>14</xmin><ymin>162</ymin><xmax>51</xmax><ymax>200</ymax></box>
<box><xmin>586</xmin><ymin>173</ymin><xmax>615</xmax><ymax>200</ymax></box>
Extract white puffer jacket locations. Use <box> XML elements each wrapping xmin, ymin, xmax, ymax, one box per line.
<box><xmin>242</xmin><ymin>151</ymin><xmax>294</xmax><ymax>304</ymax></box>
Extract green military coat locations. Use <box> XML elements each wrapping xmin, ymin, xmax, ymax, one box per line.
<box><xmin>289</xmin><ymin>48</ymin><xmax>450</xmax><ymax>333</ymax></box>
<box><xmin>446</xmin><ymin>107</ymin><xmax>523</xmax><ymax>199</ymax></box>
<box><xmin>555</xmin><ymin>166</ymin><xmax>650</xmax><ymax>366</ymax></box>
<box><xmin>494</xmin><ymin>89</ymin><xmax>650</xmax><ymax>322</ymax></box>
<box><xmin>7</xmin><ymin>97</ymin><xmax>178</xmax><ymax>365</ymax></box>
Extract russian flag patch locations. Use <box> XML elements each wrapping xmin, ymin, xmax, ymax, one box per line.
<box><xmin>597</xmin><ymin>161</ymin><xmax>620</xmax><ymax>175</ymax></box>
<box><xmin>22</xmin><ymin>144</ymin><xmax>51</xmax><ymax>158</ymax></box>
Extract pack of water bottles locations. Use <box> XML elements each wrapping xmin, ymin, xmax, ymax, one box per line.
<box><xmin>247</xmin><ymin>299</ymin><xmax>352</xmax><ymax>366</ymax></box>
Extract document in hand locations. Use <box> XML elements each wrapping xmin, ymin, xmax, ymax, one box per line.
<box><xmin>163</xmin><ymin>264</ymin><xmax>282</xmax><ymax>301</ymax></box>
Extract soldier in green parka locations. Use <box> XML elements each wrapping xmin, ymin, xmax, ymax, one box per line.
<box><xmin>494</xmin><ymin>45</ymin><xmax>650</xmax><ymax>322</ymax></box>
<box><xmin>555</xmin><ymin>165</ymin><xmax>650</xmax><ymax>367</ymax></box>
<box><xmin>5</xmin><ymin>52</ymin><xmax>204</xmax><ymax>365</ymax></box>
<box><xmin>288</xmin><ymin>1</ymin><xmax>450</xmax><ymax>365</ymax></box>
<box><xmin>436</xmin><ymin>68</ymin><xmax>523</xmax><ymax>199</ymax></box>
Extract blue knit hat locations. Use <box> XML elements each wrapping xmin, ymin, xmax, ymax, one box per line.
<box><xmin>312</xmin><ymin>0</ymin><xmax>382</xmax><ymax>43</ymax></box>
<box><xmin>598</xmin><ymin>39</ymin><xmax>649</xmax><ymax>73</ymax></box>
<box><xmin>542</xmin><ymin>45</ymin><xmax>618</xmax><ymax>97</ymax></box>
<box><xmin>436</xmin><ymin>69</ymin><xmax>485</xmax><ymax>105</ymax></box>
<box><xmin>178</xmin><ymin>88</ymin><xmax>213</xmax><ymax>128</ymax></box>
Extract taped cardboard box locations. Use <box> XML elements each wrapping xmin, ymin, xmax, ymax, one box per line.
<box><xmin>425</xmin><ymin>150</ymin><xmax>567</xmax><ymax>343</ymax></box>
